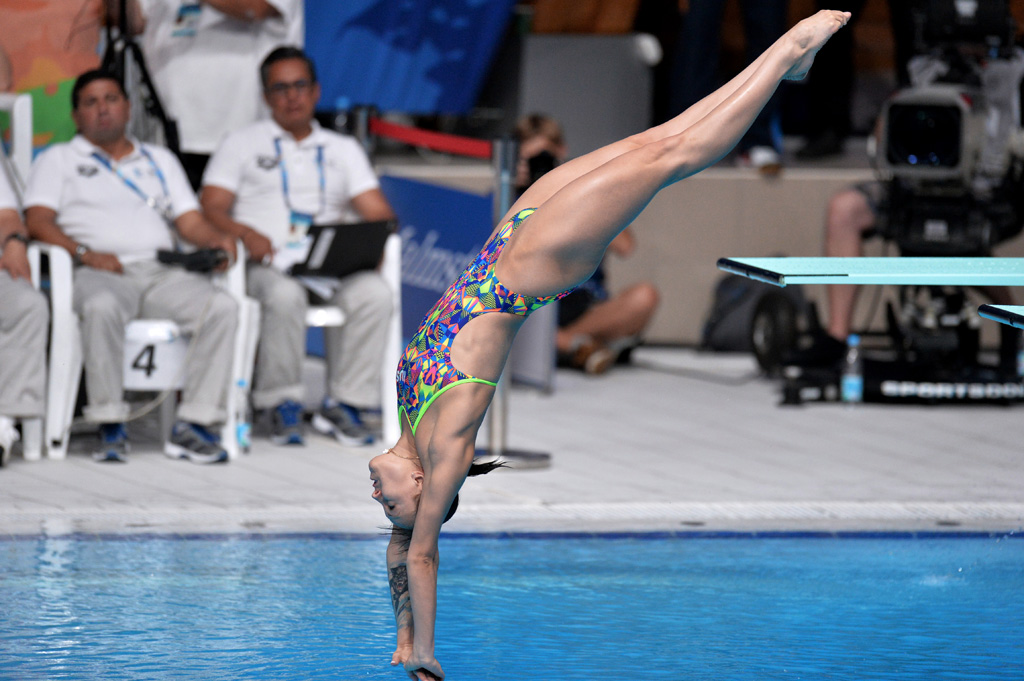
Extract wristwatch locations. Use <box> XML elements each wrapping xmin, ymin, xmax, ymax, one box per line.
<box><xmin>73</xmin><ymin>243</ymin><xmax>90</xmax><ymax>265</ymax></box>
<box><xmin>2</xmin><ymin>232</ymin><xmax>29</xmax><ymax>247</ymax></box>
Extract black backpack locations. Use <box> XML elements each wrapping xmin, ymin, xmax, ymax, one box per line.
<box><xmin>701</xmin><ymin>273</ymin><xmax>807</xmax><ymax>372</ymax></box>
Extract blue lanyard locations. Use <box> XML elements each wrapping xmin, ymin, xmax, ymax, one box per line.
<box><xmin>274</xmin><ymin>138</ymin><xmax>326</xmax><ymax>218</ymax></box>
<box><xmin>91</xmin><ymin>146</ymin><xmax>173</xmax><ymax>220</ymax></box>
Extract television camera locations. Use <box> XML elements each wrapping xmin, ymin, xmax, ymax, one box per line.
<box><xmin>876</xmin><ymin>0</ymin><xmax>1023</xmax><ymax>256</ymax></box>
<box><xmin>783</xmin><ymin>0</ymin><xmax>1024</xmax><ymax>405</ymax></box>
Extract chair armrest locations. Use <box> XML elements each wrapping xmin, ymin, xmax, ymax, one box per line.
<box><xmin>28</xmin><ymin>243</ymin><xmax>75</xmax><ymax>317</ymax></box>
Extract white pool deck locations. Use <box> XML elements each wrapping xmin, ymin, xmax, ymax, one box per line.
<box><xmin>2</xmin><ymin>348</ymin><xmax>1022</xmax><ymax>536</ymax></box>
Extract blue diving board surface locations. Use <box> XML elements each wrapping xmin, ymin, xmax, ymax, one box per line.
<box><xmin>978</xmin><ymin>304</ymin><xmax>1024</xmax><ymax>329</ymax></box>
<box><xmin>717</xmin><ymin>257</ymin><xmax>1024</xmax><ymax>287</ymax></box>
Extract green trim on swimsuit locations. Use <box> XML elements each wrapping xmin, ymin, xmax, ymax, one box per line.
<box><xmin>395</xmin><ymin>207</ymin><xmax>574</xmax><ymax>440</ymax></box>
<box><xmin>399</xmin><ymin>377</ymin><xmax>499</xmax><ymax>436</ymax></box>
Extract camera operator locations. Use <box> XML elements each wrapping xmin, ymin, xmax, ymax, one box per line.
<box><xmin>793</xmin><ymin>0</ymin><xmax>1024</xmax><ymax>366</ymax></box>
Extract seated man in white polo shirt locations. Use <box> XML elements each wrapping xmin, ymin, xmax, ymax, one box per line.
<box><xmin>202</xmin><ymin>46</ymin><xmax>396</xmax><ymax>448</ymax></box>
<box><xmin>0</xmin><ymin>169</ymin><xmax>48</xmax><ymax>467</ymax></box>
<box><xmin>25</xmin><ymin>69</ymin><xmax>239</xmax><ymax>464</ymax></box>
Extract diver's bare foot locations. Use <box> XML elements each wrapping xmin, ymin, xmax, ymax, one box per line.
<box><xmin>783</xmin><ymin>10</ymin><xmax>851</xmax><ymax>81</ymax></box>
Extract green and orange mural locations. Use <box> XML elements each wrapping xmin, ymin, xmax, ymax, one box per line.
<box><xmin>1</xmin><ymin>0</ymin><xmax>104</xmax><ymax>151</ymax></box>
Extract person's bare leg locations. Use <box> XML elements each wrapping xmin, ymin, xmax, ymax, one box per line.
<box><xmin>556</xmin><ymin>283</ymin><xmax>660</xmax><ymax>351</ymax></box>
<box><xmin>824</xmin><ymin>188</ymin><xmax>876</xmax><ymax>339</ymax></box>
<box><xmin>505</xmin><ymin>11</ymin><xmax>851</xmax><ymax>227</ymax></box>
<box><xmin>502</xmin><ymin>11</ymin><xmax>852</xmax><ymax>297</ymax></box>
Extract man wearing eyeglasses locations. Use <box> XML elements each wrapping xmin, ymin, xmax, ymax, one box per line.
<box><xmin>108</xmin><ymin>0</ymin><xmax>305</xmax><ymax>190</ymax></box>
<box><xmin>202</xmin><ymin>46</ymin><xmax>396</xmax><ymax>449</ymax></box>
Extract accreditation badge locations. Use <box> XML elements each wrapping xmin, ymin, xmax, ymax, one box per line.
<box><xmin>172</xmin><ymin>2</ymin><xmax>201</xmax><ymax>37</ymax></box>
<box><xmin>288</xmin><ymin>210</ymin><xmax>313</xmax><ymax>246</ymax></box>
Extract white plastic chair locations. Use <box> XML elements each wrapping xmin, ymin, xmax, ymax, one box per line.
<box><xmin>2</xmin><ymin>92</ymin><xmax>43</xmax><ymax>461</ymax></box>
<box><xmin>28</xmin><ymin>242</ymin><xmax>260</xmax><ymax>460</ymax></box>
<box><xmin>301</xmin><ymin>232</ymin><xmax>403</xmax><ymax>445</ymax></box>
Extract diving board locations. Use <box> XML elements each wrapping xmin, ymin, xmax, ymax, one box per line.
<box><xmin>717</xmin><ymin>257</ymin><xmax>1024</xmax><ymax>288</ymax></box>
<box><xmin>978</xmin><ymin>305</ymin><xmax>1024</xmax><ymax>330</ymax></box>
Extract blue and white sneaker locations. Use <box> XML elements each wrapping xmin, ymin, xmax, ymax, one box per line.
<box><xmin>271</xmin><ymin>400</ymin><xmax>305</xmax><ymax>446</ymax></box>
<box><xmin>165</xmin><ymin>422</ymin><xmax>228</xmax><ymax>464</ymax></box>
<box><xmin>93</xmin><ymin>423</ymin><xmax>129</xmax><ymax>463</ymax></box>
<box><xmin>311</xmin><ymin>400</ymin><xmax>374</xmax><ymax>446</ymax></box>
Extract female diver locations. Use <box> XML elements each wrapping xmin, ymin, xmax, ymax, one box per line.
<box><xmin>369</xmin><ymin>10</ymin><xmax>851</xmax><ymax>679</ymax></box>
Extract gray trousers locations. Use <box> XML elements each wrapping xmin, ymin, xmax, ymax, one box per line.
<box><xmin>246</xmin><ymin>265</ymin><xmax>392</xmax><ymax>410</ymax></box>
<box><xmin>0</xmin><ymin>271</ymin><xmax>48</xmax><ymax>418</ymax></box>
<box><xmin>73</xmin><ymin>261</ymin><xmax>237</xmax><ymax>426</ymax></box>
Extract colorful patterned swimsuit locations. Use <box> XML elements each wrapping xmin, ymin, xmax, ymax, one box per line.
<box><xmin>397</xmin><ymin>208</ymin><xmax>573</xmax><ymax>435</ymax></box>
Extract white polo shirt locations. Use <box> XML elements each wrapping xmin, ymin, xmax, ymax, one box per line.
<box><xmin>25</xmin><ymin>136</ymin><xmax>197</xmax><ymax>263</ymax></box>
<box><xmin>0</xmin><ymin>168</ymin><xmax>17</xmax><ymax>212</ymax></box>
<box><xmin>138</xmin><ymin>0</ymin><xmax>304</xmax><ymax>155</ymax></box>
<box><xmin>204</xmin><ymin>119</ymin><xmax>380</xmax><ymax>264</ymax></box>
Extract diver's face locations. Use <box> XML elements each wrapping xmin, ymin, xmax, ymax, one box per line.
<box><xmin>368</xmin><ymin>453</ymin><xmax>423</xmax><ymax>529</ymax></box>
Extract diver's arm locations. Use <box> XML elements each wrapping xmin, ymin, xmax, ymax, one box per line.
<box><xmin>386</xmin><ymin>533</ymin><xmax>414</xmax><ymax>666</ymax></box>
<box><xmin>402</xmin><ymin>481</ymin><xmax>447</xmax><ymax>679</ymax></box>
<box><xmin>403</xmin><ymin>449</ymin><xmax>471</xmax><ymax>680</ymax></box>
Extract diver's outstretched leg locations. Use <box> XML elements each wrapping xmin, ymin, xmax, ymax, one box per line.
<box><xmin>504</xmin><ymin>10</ymin><xmax>851</xmax><ymax>229</ymax></box>
<box><xmin>499</xmin><ymin>10</ymin><xmax>851</xmax><ymax>296</ymax></box>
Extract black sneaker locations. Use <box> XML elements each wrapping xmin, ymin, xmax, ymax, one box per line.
<box><xmin>93</xmin><ymin>423</ymin><xmax>129</xmax><ymax>463</ymax></box>
<box><xmin>311</xmin><ymin>401</ymin><xmax>374</xmax><ymax>446</ymax></box>
<box><xmin>782</xmin><ymin>331</ymin><xmax>847</xmax><ymax>368</ymax></box>
<box><xmin>165</xmin><ymin>422</ymin><xmax>229</xmax><ymax>464</ymax></box>
<box><xmin>271</xmin><ymin>400</ymin><xmax>305</xmax><ymax>446</ymax></box>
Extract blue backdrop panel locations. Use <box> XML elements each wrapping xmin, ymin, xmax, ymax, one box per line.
<box><xmin>379</xmin><ymin>175</ymin><xmax>492</xmax><ymax>340</ymax></box>
<box><xmin>305</xmin><ymin>0</ymin><xmax>516</xmax><ymax>114</ymax></box>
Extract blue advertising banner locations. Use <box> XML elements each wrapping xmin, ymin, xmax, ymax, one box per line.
<box><xmin>379</xmin><ymin>175</ymin><xmax>493</xmax><ymax>340</ymax></box>
<box><xmin>305</xmin><ymin>0</ymin><xmax>516</xmax><ymax>114</ymax></box>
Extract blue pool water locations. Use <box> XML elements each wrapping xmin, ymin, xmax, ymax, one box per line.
<box><xmin>1</xmin><ymin>533</ymin><xmax>1022</xmax><ymax>680</ymax></box>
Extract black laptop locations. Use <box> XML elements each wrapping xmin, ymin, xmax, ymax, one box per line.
<box><xmin>289</xmin><ymin>219</ymin><xmax>396</xmax><ymax>279</ymax></box>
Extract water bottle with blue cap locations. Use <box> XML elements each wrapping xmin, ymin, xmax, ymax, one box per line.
<box><xmin>841</xmin><ymin>334</ymin><xmax>863</xmax><ymax>404</ymax></box>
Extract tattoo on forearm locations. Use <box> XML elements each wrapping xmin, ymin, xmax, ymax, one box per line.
<box><xmin>389</xmin><ymin>565</ymin><xmax>412</xmax><ymax>625</ymax></box>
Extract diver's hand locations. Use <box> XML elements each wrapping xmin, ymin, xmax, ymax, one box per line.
<box><xmin>404</xmin><ymin>652</ymin><xmax>443</xmax><ymax>680</ymax></box>
<box><xmin>391</xmin><ymin>642</ymin><xmax>412</xmax><ymax>667</ymax></box>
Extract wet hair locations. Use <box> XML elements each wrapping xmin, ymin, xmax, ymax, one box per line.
<box><xmin>388</xmin><ymin>459</ymin><xmax>508</xmax><ymax>544</ymax></box>
<box><xmin>260</xmin><ymin>45</ymin><xmax>318</xmax><ymax>89</ymax></box>
<box><xmin>71</xmin><ymin>70</ymin><xmax>127</xmax><ymax>109</ymax></box>
<box><xmin>443</xmin><ymin>459</ymin><xmax>508</xmax><ymax>523</ymax></box>
<box><xmin>514</xmin><ymin>113</ymin><xmax>564</xmax><ymax>146</ymax></box>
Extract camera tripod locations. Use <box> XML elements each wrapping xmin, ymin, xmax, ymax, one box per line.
<box><xmin>101</xmin><ymin>0</ymin><xmax>179</xmax><ymax>153</ymax></box>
